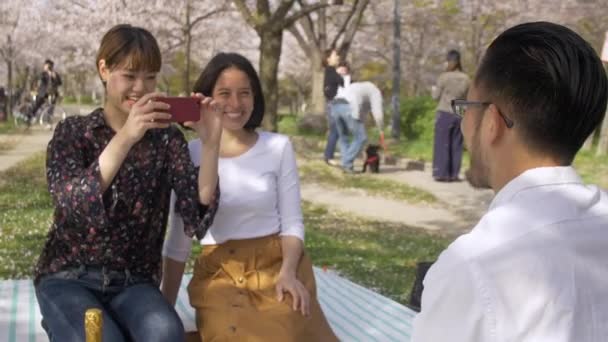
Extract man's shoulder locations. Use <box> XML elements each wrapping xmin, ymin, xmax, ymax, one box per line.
<box><xmin>429</xmin><ymin>209</ymin><xmax>525</xmax><ymax>278</ymax></box>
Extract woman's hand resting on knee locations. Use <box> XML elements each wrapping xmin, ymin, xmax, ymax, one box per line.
<box><xmin>276</xmin><ymin>272</ymin><xmax>310</xmax><ymax>317</ymax></box>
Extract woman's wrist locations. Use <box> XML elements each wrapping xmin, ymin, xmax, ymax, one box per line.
<box><xmin>279</xmin><ymin>264</ymin><xmax>298</xmax><ymax>277</ymax></box>
<box><xmin>116</xmin><ymin>128</ymin><xmax>138</xmax><ymax>148</ymax></box>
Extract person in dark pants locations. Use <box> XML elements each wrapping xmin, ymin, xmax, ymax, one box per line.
<box><xmin>431</xmin><ymin>50</ymin><xmax>470</xmax><ymax>182</ymax></box>
<box><xmin>323</xmin><ymin>48</ymin><xmax>343</xmax><ymax>166</ymax></box>
<box><xmin>28</xmin><ymin>59</ymin><xmax>62</xmax><ymax>123</ymax></box>
<box><xmin>0</xmin><ymin>86</ymin><xmax>6</xmax><ymax>120</ymax></box>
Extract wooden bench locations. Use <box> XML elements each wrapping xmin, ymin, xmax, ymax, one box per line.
<box><xmin>0</xmin><ymin>267</ymin><xmax>416</xmax><ymax>342</ymax></box>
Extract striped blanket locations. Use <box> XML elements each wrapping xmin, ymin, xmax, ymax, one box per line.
<box><xmin>0</xmin><ymin>267</ymin><xmax>416</xmax><ymax>342</ymax></box>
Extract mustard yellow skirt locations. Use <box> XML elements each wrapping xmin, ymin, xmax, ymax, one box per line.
<box><xmin>187</xmin><ymin>234</ymin><xmax>338</xmax><ymax>342</ymax></box>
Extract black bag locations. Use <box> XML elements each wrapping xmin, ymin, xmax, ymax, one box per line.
<box><xmin>407</xmin><ymin>261</ymin><xmax>434</xmax><ymax>312</ymax></box>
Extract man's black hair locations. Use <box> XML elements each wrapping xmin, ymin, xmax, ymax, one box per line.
<box><xmin>475</xmin><ymin>21</ymin><xmax>608</xmax><ymax>164</ymax></box>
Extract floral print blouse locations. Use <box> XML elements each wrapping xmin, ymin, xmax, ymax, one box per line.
<box><xmin>34</xmin><ymin>109</ymin><xmax>218</xmax><ymax>285</ymax></box>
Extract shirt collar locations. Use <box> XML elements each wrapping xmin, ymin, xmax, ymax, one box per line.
<box><xmin>84</xmin><ymin>108</ymin><xmax>108</xmax><ymax>131</ymax></box>
<box><xmin>489</xmin><ymin>166</ymin><xmax>583</xmax><ymax>210</ymax></box>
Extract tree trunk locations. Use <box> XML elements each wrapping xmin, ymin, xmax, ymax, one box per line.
<box><xmin>596</xmin><ymin>114</ymin><xmax>608</xmax><ymax>156</ymax></box>
<box><xmin>390</xmin><ymin>0</ymin><xmax>401</xmax><ymax>139</ymax></box>
<box><xmin>184</xmin><ymin>31</ymin><xmax>192</xmax><ymax>94</ymax></box>
<box><xmin>6</xmin><ymin>34</ymin><xmax>14</xmax><ymax>119</ymax></box>
<box><xmin>259</xmin><ymin>29</ymin><xmax>283</xmax><ymax>132</ymax></box>
<box><xmin>183</xmin><ymin>2</ymin><xmax>192</xmax><ymax>95</ymax></box>
<box><xmin>309</xmin><ymin>52</ymin><xmax>325</xmax><ymax>115</ymax></box>
<box><xmin>3</xmin><ymin>59</ymin><xmax>11</xmax><ymax>121</ymax></box>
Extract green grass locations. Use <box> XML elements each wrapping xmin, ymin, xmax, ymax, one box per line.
<box><xmin>0</xmin><ymin>152</ymin><xmax>52</xmax><ymax>279</ymax></box>
<box><xmin>0</xmin><ymin>120</ymin><xmax>20</xmax><ymax>135</ymax></box>
<box><xmin>0</xmin><ymin>152</ymin><xmax>451</xmax><ymax>306</ymax></box>
<box><xmin>574</xmin><ymin>150</ymin><xmax>608</xmax><ymax>189</ymax></box>
<box><xmin>300</xmin><ymin>202</ymin><xmax>451</xmax><ymax>304</ymax></box>
<box><xmin>277</xmin><ymin>114</ymin><xmax>300</xmax><ymax>136</ymax></box>
<box><xmin>299</xmin><ymin>160</ymin><xmax>437</xmax><ymax>204</ymax></box>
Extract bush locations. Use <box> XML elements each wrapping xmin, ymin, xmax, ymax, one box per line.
<box><xmin>399</xmin><ymin>95</ymin><xmax>436</xmax><ymax>142</ymax></box>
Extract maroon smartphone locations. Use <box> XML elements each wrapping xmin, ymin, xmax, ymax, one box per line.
<box><xmin>156</xmin><ymin>97</ymin><xmax>200</xmax><ymax>122</ymax></box>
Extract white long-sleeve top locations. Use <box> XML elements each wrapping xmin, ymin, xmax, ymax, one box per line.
<box><xmin>335</xmin><ymin>81</ymin><xmax>384</xmax><ymax>130</ymax></box>
<box><xmin>412</xmin><ymin>166</ymin><xmax>608</xmax><ymax>342</ymax></box>
<box><xmin>162</xmin><ymin>131</ymin><xmax>304</xmax><ymax>262</ymax></box>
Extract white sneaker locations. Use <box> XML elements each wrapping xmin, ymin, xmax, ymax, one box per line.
<box><xmin>325</xmin><ymin>158</ymin><xmax>340</xmax><ymax>167</ymax></box>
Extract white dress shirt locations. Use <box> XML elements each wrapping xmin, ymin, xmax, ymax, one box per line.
<box><xmin>162</xmin><ymin>131</ymin><xmax>304</xmax><ymax>262</ymax></box>
<box><xmin>412</xmin><ymin>166</ymin><xmax>608</xmax><ymax>342</ymax></box>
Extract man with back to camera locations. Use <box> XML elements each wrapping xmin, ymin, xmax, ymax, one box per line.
<box><xmin>412</xmin><ymin>21</ymin><xmax>608</xmax><ymax>341</ymax></box>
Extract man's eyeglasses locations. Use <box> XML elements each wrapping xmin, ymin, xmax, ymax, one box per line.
<box><xmin>451</xmin><ymin>99</ymin><xmax>514</xmax><ymax>128</ymax></box>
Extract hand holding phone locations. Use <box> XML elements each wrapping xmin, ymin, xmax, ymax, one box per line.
<box><xmin>156</xmin><ymin>97</ymin><xmax>200</xmax><ymax>122</ymax></box>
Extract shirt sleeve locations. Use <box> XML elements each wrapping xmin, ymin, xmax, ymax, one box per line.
<box><xmin>369</xmin><ymin>84</ymin><xmax>384</xmax><ymax>130</ymax></box>
<box><xmin>168</xmin><ymin>129</ymin><xmax>219</xmax><ymax>240</ymax></box>
<box><xmin>411</xmin><ymin>250</ymin><xmax>494</xmax><ymax>342</ymax></box>
<box><xmin>277</xmin><ymin>138</ymin><xmax>305</xmax><ymax>241</ymax></box>
<box><xmin>46</xmin><ymin>119</ymin><xmax>110</xmax><ymax>228</ymax></box>
<box><xmin>432</xmin><ymin>74</ymin><xmax>444</xmax><ymax>100</ymax></box>
<box><xmin>162</xmin><ymin>191</ymin><xmax>194</xmax><ymax>263</ymax></box>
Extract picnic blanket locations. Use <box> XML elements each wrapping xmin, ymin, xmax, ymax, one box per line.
<box><xmin>0</xmin><ymin>267</ymin><xmax>416</xmax><ymax>341</ymax></box>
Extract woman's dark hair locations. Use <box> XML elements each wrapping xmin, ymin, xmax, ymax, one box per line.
<box><xmin>446</xmin><ymin>50</ymin><xmax>462</xmax><ymax>71</ymax></box>
<box><xmin>193</xmin><ymin>52</ymin><xmax>264</xmax><ymax>130</ymax></box>
<box><xmin>474</xmin><ymin>21</ymin><xmax>608</xmax><ymax>164</ymax></box>
<box><xmin>96</xmin><ymin>24</ymin><xmax>161</xmax><ymax>85</ymax></box>
<box><xmin>322</xmin><ymin>48</ymin><xmax>337</xmax><ymax>68</ymax></box>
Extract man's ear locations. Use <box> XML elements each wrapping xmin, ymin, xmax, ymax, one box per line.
<box><xmin>486</xmin><ymin>103</ymin><xmax>506</xmax><ymax>143</ymax></box>
<box><xmin>98</xmin><ymin>59</ymin><xmax>109</xmax><ymax>83</ymax></box>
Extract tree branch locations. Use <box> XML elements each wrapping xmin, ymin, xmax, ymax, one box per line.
<box><xmin>283</xmin><ymin>3</ymin><xmax>328</xmax><ymax>29</ymax></box>
<box><xmin>329</xmin><ymin>0</ymin><xmax>359</xmax><ymax>47</ymax></box>
<box><xmin>190</xmin><ymin>8</ymin><xmax>225</xmax><ymax>28</ymax></box>
<box><xmin>287</xmin><ymin>26</ymin><xmax>312</xmax><ymax>57</ymax></box>
<box><xmin>273</xmin><ymin>0</ymin><xmax>296</xmax><ymax>22</ymax></box>
<box><xmin>157</xmin><ymin>11</ymin><xmax>182</xmax><ymax>25</ymax></box>
<box><xmin>257</xmin><ymin>0</ymin><xmax>271</xmax><ymax>17</ymax></box>
<box><xmin>295</xmin><ymin>0</ymin><xmax>318</xmax><ymax>44</ymax></box>
<box><xmin>332</xmin><ymin>0</ymin><xmax>369</xmax><ymax>56</ymax></box>
<box><xmin>232</xmin><ymin>0</ymin><xmax>258</xmax><ymax>28</ymax></box>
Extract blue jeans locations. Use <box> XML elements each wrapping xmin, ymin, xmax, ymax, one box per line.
<box><xmin>324</xmin><ymin>102</ymin><xmax>340</xmax><ymax>160</ymax></box>
<box><xmin>332</xmin><ymin>103</ymin><xmax>367</xmax><ymax>170</ymax></box>
<box><xmin>35</xmin><ymin>267</ymin><xmax>184</xmax><ymax>342</ymax></box>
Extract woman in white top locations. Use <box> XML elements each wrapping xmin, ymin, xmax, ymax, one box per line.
<box><xmin>161</xmin><ymin>52</ymin><xmax>337</xmax><ymax>342</ymax></box>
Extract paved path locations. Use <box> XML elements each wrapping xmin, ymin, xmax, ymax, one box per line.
<box><xmin>0</xmin><ymin>104</ymin><xmax>93</xmax><ymax>172</ymax></box>
<box><xmin>0</xmin><ymin>129</ymin><xmax>53</xmax><ymax>172</ymax></box>
<box><xmin>299</xmin><ymin>158</ymin><xmax>494</xmax><ymax>237</ymax></box>
<box><xmin>301</xmin><ymin>183</ymin><xmax>460</xmax><ymax>231</ymax></box>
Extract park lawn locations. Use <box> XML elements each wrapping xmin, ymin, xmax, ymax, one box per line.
<box><xmin>0</xmin><ymin>152</ymin><xmax>451</xmax><ymax>305</ymax></box>
<box><xmin>0</xmin><ymin>120</ymin><xmax>23</xmax><ymax>135</ymax></box>
<box><xmin>299</xmin><ymin>160</ymin><xmax>437</xmax><ymax>204</ymax></box>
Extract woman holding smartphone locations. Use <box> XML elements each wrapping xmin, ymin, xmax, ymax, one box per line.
<box><xmin>162</xmin><ymin>52</ymin><xmax>338</xmax><ymax>341</ymax></box>
<box><xmin>33</xmin><ymin>24</ymin><xmax>223</xmax><ymax>342</ymax></box>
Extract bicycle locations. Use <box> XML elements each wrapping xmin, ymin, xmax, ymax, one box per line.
<box><xmin>13</xmin><ymin>92</ymin><xmax>67</xmax><ymax>130</ymax></box>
